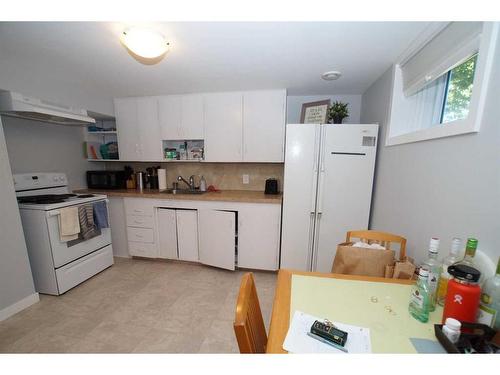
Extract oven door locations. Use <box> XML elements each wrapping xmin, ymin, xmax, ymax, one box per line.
<box><xmin>46</xmin><ymin>200</ymin><xmax>112</xmax><ymax>268</ymax></box>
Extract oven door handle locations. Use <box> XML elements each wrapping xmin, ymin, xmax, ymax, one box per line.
<box><xmin>46</xmin><ymin>199</ymin><xmax>109</xmax><ymax>217</ymax></box>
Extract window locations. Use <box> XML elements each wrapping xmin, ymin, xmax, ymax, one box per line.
<box><xmin>441</xmin><ymin>54</ymin><xmax>477</xmax><ymax>123</ymax></box>
<box><xmin>385</xmin><ymin>22</ymin><xmax>498</xmax><ymax>146</ymax></box>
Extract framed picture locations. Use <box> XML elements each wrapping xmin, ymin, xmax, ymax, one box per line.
<box><xmin>300</xmin><ymin>99</ymin><xmax>330</xmax><ymax>124</ymax></box>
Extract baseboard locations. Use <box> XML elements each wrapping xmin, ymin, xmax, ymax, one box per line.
<box><xmin>0</xmin><ymin>293</ymin><xmax>39</xmax><ymax>322</ymax></box>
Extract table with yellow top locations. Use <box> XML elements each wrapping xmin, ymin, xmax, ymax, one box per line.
<box><xmin>266</xmin><ymin>269</ymin><xmax>444</xmax><ymax>353</ymax></box>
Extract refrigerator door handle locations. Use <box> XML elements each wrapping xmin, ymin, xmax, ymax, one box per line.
<box><xmin>316</xmin><ymin>170</ymin><xmax>326</xmax><ymax>214</ymax></box>
<box><xmin>307</xmin><ymin>212</ymin><xmax>315</xmax><ymax>270</ymax></box>
<box><xmin>311</xmin><ymin>211</ymin><xmax>322</xmax><ymax>271</ymax></box>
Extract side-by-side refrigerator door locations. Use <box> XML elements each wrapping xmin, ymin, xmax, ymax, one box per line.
<box><xmin>280</xmin><ymin>124</ymin><xmax>321</xmax><ymax>271</ymax></box>
<box><xmin>312</xmin><ymin>124</ymin><xmax>378</xmax><ymax>273</ymax></box>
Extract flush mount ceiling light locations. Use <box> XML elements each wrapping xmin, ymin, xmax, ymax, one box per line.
<box><xmin>321</xmin><ymin>71</ymin><xmax>342</xmax><ymax>81</ymax></box>
<box><xmin>121</xmin><ymin>27</ymin><xmax>170</xmax><ymax>64</ymax></box>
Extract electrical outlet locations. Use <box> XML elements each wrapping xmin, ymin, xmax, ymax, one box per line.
<box><xmin>242</xmin><ymin>174</ymin><xmax>250</xmax><ymax>184</ymax></box>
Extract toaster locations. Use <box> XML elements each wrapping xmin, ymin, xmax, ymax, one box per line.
<box><xmin>265</xmin><ymin>178</ymin><xmax>279</xmax><ymax>195</ymax></box>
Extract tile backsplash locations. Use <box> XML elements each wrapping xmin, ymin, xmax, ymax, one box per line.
<box><xmin>105</xmin><ymin>162</ymin><xmax>284</xmax><ymax>191</ymax></box>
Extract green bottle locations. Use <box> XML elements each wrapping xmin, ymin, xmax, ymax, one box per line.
<box><xmin>409</xmin><ymin>268</ymin><xmax>430</xmax><ymax>323</ymax></box>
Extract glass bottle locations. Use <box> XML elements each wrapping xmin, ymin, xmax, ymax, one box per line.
<box><xmin>422</xmin><ymin>238</ymin><xmax>441</xmax><ymax>311</ymax></box>
<box><xmin>437</xmin><ymin>238</ymin><xmax>462</xmax><ymax>306</ymax></box>
<box><xmin>456</xmin><ymin>238</ymin><xmax>482</xmax><ymax>283</ymax></box>
<box><xmin>477</xmin><ymin>257</ymin><xmax>500</xmax><ymax>330</ymax></box>
<box><xmin>409</xmin><ymin>268</ymin><xmax>430</xmax><ymax>323</ymax></box>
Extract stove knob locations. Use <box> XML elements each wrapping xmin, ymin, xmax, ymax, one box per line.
<box><xmin>53</xmin><ymin>176</ymin><xmax>58</xmax><ymax>181</ymax></box>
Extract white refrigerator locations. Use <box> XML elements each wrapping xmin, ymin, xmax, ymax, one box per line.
<box><xmin>280</xmin><ymin>123</ymin><xmax>378</xmax><ymax>273</ymax></box>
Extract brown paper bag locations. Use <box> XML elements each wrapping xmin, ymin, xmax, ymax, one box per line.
<box><xmin>392</xmin><ymin>258</ymin><xmax>416</xmax><ymax>280</ymax></box>
<box><xmin>331</xmin><ymin>242</ymin><xmax>396</xmax><ymax>277</ymax></box>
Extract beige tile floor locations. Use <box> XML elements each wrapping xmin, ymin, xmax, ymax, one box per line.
<box><xmin>0</xmin><ymin>257</ymin><xmax>277</xmax><ymax>353</ymax></box>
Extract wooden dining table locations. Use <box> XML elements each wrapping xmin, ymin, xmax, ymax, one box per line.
<box><xmin>266</xmin><ymin>269</ymin><xmax>419</xmax><ymax>354</ymax></box>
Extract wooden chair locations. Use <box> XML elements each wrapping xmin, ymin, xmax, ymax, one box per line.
<box><xmin>233</xmin><ymin>272</ymin><xmax>267</xmax><ymax>353</ymax></box>
<box><xmin>345</xmin><ymin>230</ymin><xmax>407</xmax><ymax>261</ymax></box>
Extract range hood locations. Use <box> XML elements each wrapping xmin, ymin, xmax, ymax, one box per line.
<box><xmin>0</xmin><ymin>91</ymin><xmax>96</xmax><ymax>125</ymax></box>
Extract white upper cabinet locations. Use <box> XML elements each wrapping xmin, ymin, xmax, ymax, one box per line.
<box><xmin>180</xmin><ymin>94</ymin><xmax>204</xmax><ymax>139</ymax></box>
<box><xmin>115</xmin><ymin>97</ymin><xmax>162</xmax><ymax>161</ymax></box>
<box><xmin>136</xmin><ymin>97</ymin><xmax>162</xmax><ymax>161</ymax></box>
<box><xmin>158</xmin><ymin>95</ymin><xmax>182</xmax><ymax>140</ymax></box>
<box><xmin>115</xmin><ymin>89</ymin><xmax>286</xmax><ymax>162</ymax></box>
<box><xmin>204</xmin><ymin>92</ymin><xmax>243</xmax><ymax>162</ymax></box>
<box><xmin>243</xmin><ymin>90</ymin><xmax>286</xmax><ymax>162</ymax></box>
<box><xmin>158</xmin><ymin>94</ymin><xmax>204</xmax><ymax>140</ymax></box>
<box><xmin>115</xmin><ymin>97</ymin><xmax>139</xmax><ymax>161</ymax></box>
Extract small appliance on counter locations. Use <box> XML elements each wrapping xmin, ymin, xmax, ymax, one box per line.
<box><xmin>265</xmin><ymin>178</ymin><xmax>279</xmax><ymax>195</ymax></box>
<box><xmin>87</xmin><ymin>170</ymin><xmax>127</xmax><ymax>189</ymax></box>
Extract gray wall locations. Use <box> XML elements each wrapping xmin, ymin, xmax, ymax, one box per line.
<box><xmin>360</xmin><ymin>39</ymin><xmax>500</xmax><ymax>267</ymax></box>
<box><xmin>2</xmin><ymin>116</ymin><xmax>98</xmax><ymax>190</ymax></box>
<box><xmin>0</xmin><ymin>119</ymin><xmax>36</xmax><ymax>314</ymax></box>
<box><xmin>287</xmin><ymin>95</ymin><xmax>362</xmax><ymax>124</ymax></box>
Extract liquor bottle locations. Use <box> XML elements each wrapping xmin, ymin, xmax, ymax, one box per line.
<box><xmin>422</xmin><ymin>238</ymin><xmax>441</xmax><ymax>311</ymax></box>
<box><xmin>477</xmin><ymin>257</ymin><xmax>500</xmax><ymax>330</ymax></box>
<box><xmin>437</xmin><ymin>238</ymin><xmax>462</xmax><ymax>306</ymax></box>
<box><xmin>457</xmin><ymin>238</ymin><xmax>482</xmax><ymax>283</ymax></box>
<box><xmin>409</xmin><ymin>268</ymin><xmax>430</xmax><ymax>323</ymax></box>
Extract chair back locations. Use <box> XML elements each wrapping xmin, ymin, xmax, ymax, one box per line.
<box><xmin>233</xmin><ymin>273</ymin><xmax>267</xmax><ymax>353</ymax></box>
<box><xmin>346</xmin><ymin>230</ymin><xmax>407</xmax><ymax>261</ymax></box>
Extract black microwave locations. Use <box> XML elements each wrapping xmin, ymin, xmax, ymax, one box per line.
<box><xmin>86</xmin><ymin>170</ymin><xmax>127</xmax><ymax>190</ymax></box>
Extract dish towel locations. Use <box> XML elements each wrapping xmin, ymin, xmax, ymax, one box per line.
<box><xmin>93</xmin><ymin>201</ymin><xmax>109</xmax><ymax>229</ymax></box>
<box><xmin>58</xmin><ymin>206</ymin><xmax>80</xmax><ymax>242</ymax></box>
<box><xmin>78</xmin><ymin>204</ymin><xmax>98</xmax><ymax>240</ymax></box>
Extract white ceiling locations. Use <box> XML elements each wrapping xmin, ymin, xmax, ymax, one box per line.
<box><xmin>0</xmin><ymin>22</ymin><xmax>431</xmax><ymax>98</ymax></box>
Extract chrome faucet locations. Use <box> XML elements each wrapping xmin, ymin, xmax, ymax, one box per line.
<box><xmin>177</xmin><ymin>175</ymin><xmax>196</xmax><ymax>190</ymax></box>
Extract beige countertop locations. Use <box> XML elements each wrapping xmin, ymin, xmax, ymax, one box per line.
<box><xmin>75</xmin><ymin>188</ymin><xmax>282</xmax><ymax>204</ymax></box>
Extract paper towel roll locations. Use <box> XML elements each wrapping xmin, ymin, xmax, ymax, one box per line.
<box><xmin>158</xmin><ymin>169</ymin><xmax>167</xmax><ymax>191</ymax></box>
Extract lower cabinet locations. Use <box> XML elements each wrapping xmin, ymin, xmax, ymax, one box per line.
<box><xmin>158</xmin><ymin>208</ymin><xmax>199</xmax><ymax>262</ymax></box>
<box><xmin>198</xmin><ymin>209</ymin><xmax>236</xmax><ymax>271</ymax></box>
<box><xmin>119</xmin><ymin>197</ymin><xmax>281</xmax><ymax>271</ymax></box>
<box><xmin>238</xmin><ymin>204</ymin><xmax>281</xmax><ymax>271</ymax></box>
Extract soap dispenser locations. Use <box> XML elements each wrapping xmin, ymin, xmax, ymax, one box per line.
<box><xmin>200</xmin><ymin>176</ymin><xmax>207</xmax><ymax>192</ymax></box>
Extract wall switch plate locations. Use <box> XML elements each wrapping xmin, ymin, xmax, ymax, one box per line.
<box><xmin>242</xmin><ymin>174</ymin><xmax>250</xmax><ymax>184</ymax></box>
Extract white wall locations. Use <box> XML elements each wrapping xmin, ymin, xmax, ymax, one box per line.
<box><xmin>0</xmin><ymin>118</ymin><xmax>38</xmax><ymax>319</ymax></box>
<box><xmin>360</xmin><ymin>37</ymin><xmax>500</xmax><ymax>269</ymax></box>
<box><xmin>2</xmin><ymin>116</ymin><xmax>99</xmax><ymax>190</ymax></box>
<box><xmin>287</xmin><ymin>95</ymin><xmax>362</xmax><ymax>124</ymax></box>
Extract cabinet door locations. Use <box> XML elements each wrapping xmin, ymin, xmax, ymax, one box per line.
<box><xmin>204</xmin><ymin>92</ymin><xmax>243</xmax><ymax>162</ymax></box>
<box><xmin>176</xmin><ymin>210</ymin><xmax>199</xmax><ymax>262</ymax></box>
<box><xmin>137</xmin><ymin>97</ymin><xmax>162</xmax><ymax>161</ymax></box>
<box><xmin>158</xmin><ymin>95</ymin><xmax>182</xmax><ymax>140</ymax></box>
<box><xmin>238</xmin><ymin>204</ymin><xmax>281</xmax><ymax>270</ymax></box>
<box><xmin>181</xmin><ymin>94</ymin><xmax>204</xmax><ymax>139</ymax></box>
<box><xmin>198</xmin><ymin>209</ymin><xmax>235</xmax><ymax>270</ymax></box>
<box><xmin>115</xmin><ymin>97</ymin><xmax>139</xmax><ymax>161</ymax></box>
<box><xmin>243</xmin><ymin>90</ymin><xmax>286</xmax><ymax>162</ymax></box>
<box><xmin>157</xmin><ymin>209</ymin><xmax>178</xmax><ymax>259</ymax></box>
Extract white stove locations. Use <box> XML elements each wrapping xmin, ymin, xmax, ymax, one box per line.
<box><xmin>14</xmin><ymin>172</ymin><xmax>114</xmax><ymax>295</ymax></box>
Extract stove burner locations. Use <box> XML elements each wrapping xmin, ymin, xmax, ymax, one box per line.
<box><xmin>17</xmin><ymin>194</ymin><xmax>78</xmax><ymax>205</ymax></box>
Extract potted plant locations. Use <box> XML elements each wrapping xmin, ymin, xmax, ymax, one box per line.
<box><xmin>328</xmin><ymin>101</ymin><xmax>349</xmax><ymax>124</ymax></box>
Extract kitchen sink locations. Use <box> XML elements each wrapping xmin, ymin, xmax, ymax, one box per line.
<box><xmin>161</xmin><ymin>188</ymin><xmax>207</xmax><ymax>195</ymax></box>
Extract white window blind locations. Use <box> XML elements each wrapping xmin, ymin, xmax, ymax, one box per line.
<box><xmin>401</xmin><ymin>22</ymin><xmax>483</xmax><ymax>97</ymax></box>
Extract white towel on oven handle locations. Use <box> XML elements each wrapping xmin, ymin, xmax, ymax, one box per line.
<box><xmin>58</xmin><ymin>206</ymin><xmax>80</xmax><ymax>242</ymax></box>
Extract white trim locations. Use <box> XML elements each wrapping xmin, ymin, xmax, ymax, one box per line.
<box><xmin>385</xmin><ymin>22</ymin><xmax>499</xmax><ymax>147</ymax></box>
<box><xmin>0</xmin><ymin>293</ymin><xmax>39</xmax><ymax>322</ymax></box>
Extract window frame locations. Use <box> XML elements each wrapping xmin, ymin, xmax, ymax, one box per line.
<box><xmin>385</xmin><ymin>22</ymin><xmax>499</xmax><ymax>147</ymax></box>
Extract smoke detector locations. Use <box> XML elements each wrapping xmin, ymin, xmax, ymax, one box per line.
<box><xmin>321</xmin><ymin>71</ymin><xmax>342</xmax><ymax>81</ymax></box>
